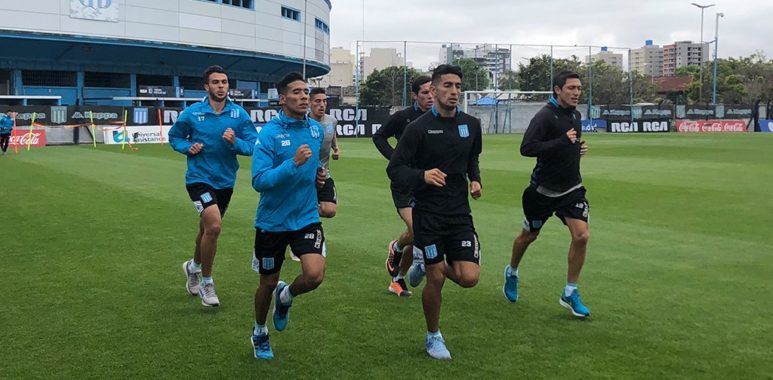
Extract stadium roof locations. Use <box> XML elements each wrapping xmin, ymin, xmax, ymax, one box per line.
<box><xmin>0</xmin><ymin>30</ymin><xmax>330</xmax><ymax>80</ymax></box>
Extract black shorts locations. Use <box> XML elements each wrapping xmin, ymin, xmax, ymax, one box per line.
<box><xmin>390</xmin><ymin>182</ymin><xmax>414</xmax><ymax>210</ymax></box>
<box><xmin>186</xmin><ymin>182</ymin><xmax>233</xmax><ymax>217</ymax></box>
<box><xmin>317</xmin><ymin>176</ymin><xmax>337</xmax><ymax>204</ymax></box>
<box><xmin>522</xmin><ymin>185</ymin><xmax>589</xmax><ymax>231</ymax></box>
<box><xmin>413</xmin><ymin>209</ymin><xmax>480</xmax><ymax>266</ymax></box>
<box><xmin>252</xmin><ymin>223</ymin><xmax>326</xmax><ymax>275</ymax></box>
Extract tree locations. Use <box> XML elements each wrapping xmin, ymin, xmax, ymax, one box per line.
<box><xmin>517</xmin><ymin>54</ymin><xmax>583</xmax><ymax>94</ymax></box>
<box><xmin>452</xmin><ymin>58</ymin><xmax>490</xmax><ymax>92</ymax></box>
<box><xmin>497</xmin><ymin>70</ymin><xmax>519</xmax><ymax>91</ymax></box>
<box><xmin>358</xmin><ymin>66</ymin><xmax>422</xmax><ymax>106</ymax></box>
<box><xmin>580</xmin><ymin>60</ymin><xmax>627</xmax><ymax>104</ymax></box>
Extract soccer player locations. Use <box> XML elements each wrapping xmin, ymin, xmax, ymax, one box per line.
<box><xmin>372</xmin><ymin>75</ymin><xmax>433</xmax><ymax>297</ymax></box>
<box><xmin>169</xmin><ymin>65</ymin><xmax>258</xmax><ymax>307</ymax></box>
<box><xmin>250</xmin><ymin>72</ymin><xmax>326</xmax><ymax>360</ymax></box>
<box><xmin>309</xmin><ymin>87</ymin><xmax>340</xmax><ymax>218</ymax></box>
<box><xmin>387</xmin><ymin>64</ymin><xmax>483</xmax><ymax>360</ymax></box>
<box><xmin>502</xmin><ymin>70</ymin><xmax>592</xmax><ymax>318</ymax></box>
<box><xmin>0</xmin><ymin>111</ymin><xmax>14</xmax><ymax>155</ymax></box>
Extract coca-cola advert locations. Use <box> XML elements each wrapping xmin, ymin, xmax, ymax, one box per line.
<box><xmin>9</xmin><ymin>129</ymin><xmax>47</xmax><ymax>148</ymax></box>
<box><xmin>676</xmin><ymin>120</ymin><xmax>748</xmax><ymax>133</ymax></box>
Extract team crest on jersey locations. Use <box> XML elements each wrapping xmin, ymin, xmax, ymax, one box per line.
<box><xmin>458</xmin><ymin>124</ymin><xmax>469</xmax><ymax>138</ymax></box>
<box><xmin>310</xmin><ymin>125</ymin><xmax>320</xmax><ymax>139</ymax></box>
<box><xmin>230</xmin><ymin>109</ymin><xmax>239</xmax><ymax>118</ymax></box>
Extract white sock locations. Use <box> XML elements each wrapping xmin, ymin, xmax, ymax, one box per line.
<box><xmin>189</xmin><ymin>260</ymin><xmax>201</xmax><ymax>271</ymax></box>
<box><xmin>507</xmin><ymin>265</ymin><xmax>519</xmax><ymax>277</ymax></box>
<box><xmin>427</xmin><ymin>330</ymin><xmax>442</xmax><ymax>339</ymax></box>
<box><xmin>393</xmin><ymin>274</ymin><xmax>404</xmax><ymax>281</ymax></box>
<box><xmin>279</xmin><ymin>285</ymin><xmax>294</xmax><ymax>305</ymax></box>
<box><xmin>253</xmin><ymin>323</ymin><xmax>268</xmax><ymax>336</ymax></box>
<box><xmin>564</xmin><ymin>283</ymin><xmax>577</xmax><ymax>298</ymax></box>
<box><xmin>201</xmin><ymin>276</ymin><xmax>213</xmax><ymax>285</ymax></box>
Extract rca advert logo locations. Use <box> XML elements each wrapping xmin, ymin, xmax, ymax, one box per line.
<box><xmin>607</xmin><ymin>120</ymin><xmax>670</xmax><ymax>133</ymax></box>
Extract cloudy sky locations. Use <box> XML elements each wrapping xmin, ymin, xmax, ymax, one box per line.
<box><xmin>328</xmin><ymin>0</ymin><xmax>771</xmax><ymax>70</ymax></box>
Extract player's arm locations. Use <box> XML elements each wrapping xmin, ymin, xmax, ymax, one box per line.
<box><xmin>372</xmin><ymin>111</ymin><xmax>403</xmax><ymax>160</ymax></box>
<box><xmin>228</xmin><ymin>112</ymin><xmax>258</xmax><ymax>156</ymax></box>
<box><xmin>331</xmin><ymin>122</ymin><xmax>340</xmax><ymax>159</ymax></box>
<box><xmin>387</xmin><ymin>124</ymin><xmax>427</xmax><ymax>189</ymax></box>
<box><xmin>520</xmin><ymin>112</ymin><xmax>571</xmax><ymax>157</ymax></box>
<box><xmin>168</xmin><ymin>112</ymin><xmax>196</xmax><ymax>155</ymax></box>
<box><xmin>251</xmin><ymin>131</ymin><xmax>307</xmax><ymax>192</ymax></box>
<box><xmin>468</xmin><ymin>120</ymin><xmax>483</xmax><ymax>199</ymax></box>
<box><xmin>0</xmin><ymin>115</ymin><xmax>13</xmax><ymax>130</ymax></box>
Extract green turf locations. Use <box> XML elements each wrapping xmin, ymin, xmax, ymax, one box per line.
<box><xmin>2</xmin><ymin>133</ymin><xmax>772</xmax><ymax>378</ymax></box>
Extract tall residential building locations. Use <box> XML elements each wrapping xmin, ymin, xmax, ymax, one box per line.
<box><xmin>360</xmin><ymin>48</ymin><xmax>404</xmax><ymax>81</ymax></box>
<box><xmin>439</xmin><ymin>43</ymin><xmax>511</xmax><ymax>88</ymax></box>
<box><xmin>631</xmin><ymin>40</ymin><xmax>664</xmax><ymax>77</ymax></box>
<box><xmin>662</xmin><ymin>41</ymin><xmax>708</xmax><ymax>76</ymax></box>
<box><xmin>586</xmin><ymin>47</ymin><xmax>624</xmax><ymax>70</ymax></box>
<box><xmin>326</xmin><ymin>47</ymin><xmax>355</xmax><ymax>87</ymax></box>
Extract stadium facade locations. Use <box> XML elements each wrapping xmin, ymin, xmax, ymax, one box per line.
<box><xmin>0</xmin><ymin>0</ymin><xmax>331</xmax><ymax>106</ymax></box>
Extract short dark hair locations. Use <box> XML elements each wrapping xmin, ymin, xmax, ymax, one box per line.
<box><xmin>277</xmin><ymin>72</ymin><xmax>305</xmax><ymax>94</ymax></box>
<box><xmin>309</xmin><ymin>87</ymin><xmax>326</xmax><ymax>97</ymax></box>
<box><xmin>410</xmin><ymin>75</ymin><xmax>431</xmax><ymax>94</ymax></box>
<box><xmin>431</xmin><ymin>64</ymin><xmax>463</xmax><ymax>84</ymax></box>
<box><xmin>552</xmin><ymin>70</ymin><xmax>581</xmax><ymax>97</ymax></box>
<box><xmin>203</xmin><ymin>65</ymin><xmax>227</xmax><ymax>84</ymax></box>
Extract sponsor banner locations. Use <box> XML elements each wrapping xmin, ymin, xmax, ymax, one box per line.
<box><xmin>581</xmin><ymin>119</ymin><xmax>606</xmax><ymax>132</ymax></box>
<box><xmin>760</xmin><ymin>119</ymin><xmax>773</xmax><ymax>133</ymax></box>
<box><xmin>678</xmin><ymin>105</ymin><xmax>753</xmax><ymax>119</ymax></box>
<box><xmin>70</xmin><ymin>0</ymin><xmax>119</xmax><ymax>22</ymax></box>
<box><xmin>676</xmin><ymin>119</ymin><xmax>748</xmax><ymax>133</ymax></box>
<box><xmin>229</xmin><ymin>89</ymin><xmax>255</xmax><ymax>99</ymax></box>
<box><xmin>102</xmin><ymin>125</ymin><xmax>172</xmax><ymax>144</ymax></box>
<box><xmin>641</xmin><ymin>106</ymin><xmax>673</xmax><ymax>119</ymax></box>
<box><xmin>7</xmin><ymin>106</ymin><xmax>50</xmax><ymax>126</ymax></box>
<box><xmin>722</xmin><ymin>105</ymin><xmax>753</xmax><ymax>119</ymax></box>
<box><xmin>607</xmin><ymin>119</ymin><xmax>670</xmax><ymax>133</ymax></box>
<box><xmin>139</xmin><ymin>86</ymin><xmax>179</xmax><ymax>97</ymax></box>
<box><xmin>9</xmin><ymin>129</ymin><xmax>47</xmax><ymax>148</ymax></box>
<box><xmin>682</xmin><ymin>106</ymin><xmax>716</xmax><ymax>119</ymax></box>
<box><xmin>4</xmin><ymin>105</ymin><xmax>393</xmax><ymax>138</ymax></box>
<box><xmin>599</xmin><ymin>106</ymin><xmax>673</xmax><ymax>121</ymax></box>
<box><xmin>249</xmin><ymin>107</ymin><xmax>390</xmax><ymax>138</ymax></box>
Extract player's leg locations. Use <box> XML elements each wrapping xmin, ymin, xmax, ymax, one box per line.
<box><xmin>182</xmin><ymin>183</ymin><xmax>221</xmax><ymax>299</ymax></box>
<box><xmin>556</xmin><ymin>190</ymin><xmax>591</xmax><ymax>317</ymax></box>
<box><xmin>386</xmin><ymin>184</ymin><xmax>412</xmax><ymax>278</ymax></box>
<box><xmin>422</xmin><ymin>254</ymin><xmax>452</xmax><ymax>360</ymax></box>
<box><xmin>251</xmin><ymin>228</ymin><xmax>287</xmax><ymax>359</ymax></box>
<box><xmin>318</xmin><ymin>177</ymin><xmax>337</xmax><ymax>218</ymax></box>
<box><xmin>445</xmin><ymin>226</ymin><xmax>481</xmax><ymax>288</ymax></box>
<box><xmin>274</xmin><ymin>223</ymin><xmax>326</xmax><ymax>331</ymax></box>
<box><xmin>504</xmin><ymin>186</ymin><xmax>550</xmax><ymax>302</ymax></box>
<box><xmin>397</xmin><ymin>207</ymin><xmax>415</xmax><ymax>275</ymax></box>
<box><xmin>414</xmin><ymin>209</ymin><xmax>452</xmax><ymax>360</ymax></box>
<box><xmin>388</xmin><ymin>206</ymin><xmax>413</xmax><ymax>296</ymax></box>
<box><xmin>0</xmin><ymin>135</ymin><xmax>8</xmax><ymax>153</ymax></box>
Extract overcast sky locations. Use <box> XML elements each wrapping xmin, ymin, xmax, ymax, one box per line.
<box><xmin>329</xmin><ymin>0</ymin><xmax>771</xmax><ymax>70</ymax></box>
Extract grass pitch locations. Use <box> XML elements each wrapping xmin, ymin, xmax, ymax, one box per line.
<box><xmin>2</xmin><ymin>133</ymin><xmax>772</xmax><ymax>378</ymax></box>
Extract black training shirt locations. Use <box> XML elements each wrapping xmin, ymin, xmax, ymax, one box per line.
<box><xmin>521</xmin><ymin>99</ymin><xmax>582</xmax><ymax>193</ymax></box>
<box><xmin>372</xmin><ymin>104</ymin><xmax>426</xmax><ymax>160</ymax></box>
<box><xmin>387</xmin><ymin>107</ymin><xmax>482</xmax><ymax>216</ymax></box>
